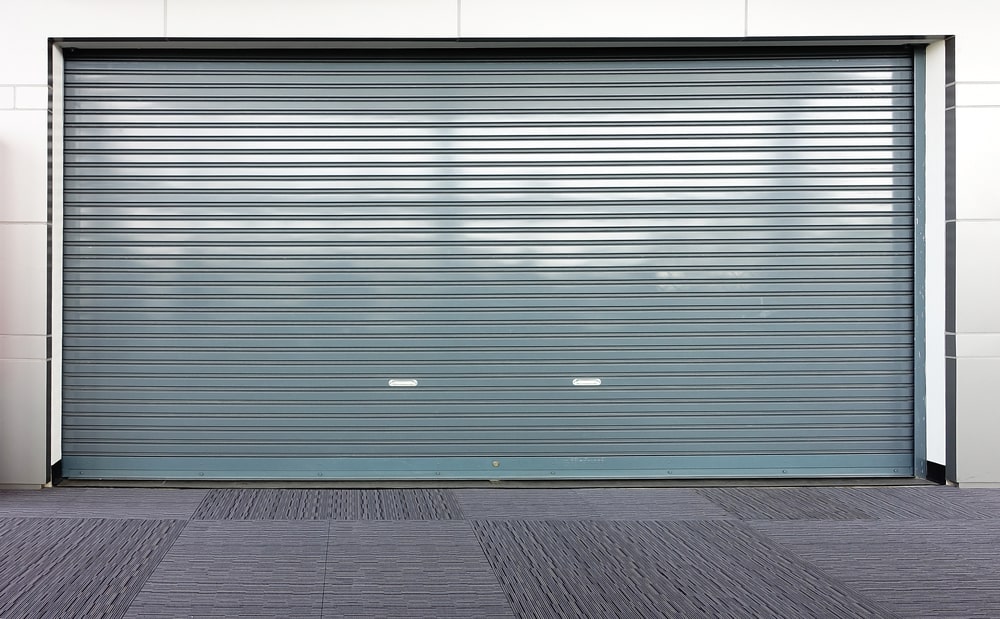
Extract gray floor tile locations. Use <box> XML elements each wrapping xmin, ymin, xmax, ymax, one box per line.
<box><xmin>751</xmin><ymin>519</ymin><xmax>1000</xmax><ymax>618</ymax></box>
<box><xmin>0</xmin><ymin>488</ymin><xmax>208</xmax><ymax>520</ymax></box>
<box><xmin>473</xmin><ymin>519</ymin><xmax>895</xmax><ymax>619</ymax></box>
<box><xmin>192</xmin><ymin>488</ymin><xmax>337</xmax><ymax>520</ymax></box>
<box><xmin>324</xmin><ymin>521</ymin><xmax>513</xmax><ymax>618</ymax></box>
<box><xmin>948</xmin><ymin>488</ymin><xmax>1000</xmax><ymax>517</ymax></box>
<box><xmin>837</xmin><ymin>486</ymin><xmax>998</xmax><ymax>520</ymax></box>
<box><xmin>124</xmin><ymin>593</ymin><xmax>323</xmax><ymax>619</ymax></box>
<box><xmin>456</xmin><ymin>488</ymin><xmax>732</xmax><ymax>520</ymax></box>
<box><xmin>698</xmin><ymin>486</ymin><xmax>998</xmax><ymax>522</ymax></box>
<box><xmin>0</xmin><ymin>517</ymin><xmax>185</xmax><ymax>619</ymax></box>
<box><xmin>697</xmin><ymin>487</ymin><xmax>878</xmax><ymax>520</ymax></box>
<box><xmin>574</xmin><ymin>487</ymin><xmax>736</xmax><ymax>520</ymax></box>
<box><xmin>192</xmin><ymin>488</ymin><xmax>463</xmax><ymax>520</ymax></box>
<box><xmin>351</xmin><ymin>489</ymin><xmax>464</xmax><ymax>520</ymax></box>
<box><xmin>0</xmin><ymin>486</ymin><xmax>995</xmax><ymax>619</ymax></box>
<box><xmin>456</xmin><ymin>489</ymin><xmax>591</xmax><ymax>519</ymax></box>
<box><xmin>126</xmin><ymin>520</ymin><xmax>327</xmax><ymax>618</ymax></box>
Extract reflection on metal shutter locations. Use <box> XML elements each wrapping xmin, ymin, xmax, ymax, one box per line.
<box><xmin>62</xmin><ymin>48</ymin><xmax>915</xmax><ymax>480</ymax></box>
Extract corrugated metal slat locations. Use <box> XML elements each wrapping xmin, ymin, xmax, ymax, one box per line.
<box><xmin>62</xmin><ymin>48</ymin><xmax>915</xmax><ymax>479</ymax></box>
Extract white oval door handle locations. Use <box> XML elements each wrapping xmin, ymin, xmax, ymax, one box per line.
<box><xmin>388</xmin><ymin>379</ymin><xmax>419</xmax><ymax>387</ymax></box>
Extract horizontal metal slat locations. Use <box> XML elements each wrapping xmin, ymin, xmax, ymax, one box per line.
<box><xmin>63</xmin><ymin>48</ymin><xmax>915</xmax><ymax>480</ymax></box>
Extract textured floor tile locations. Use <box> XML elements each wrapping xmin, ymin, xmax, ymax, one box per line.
<box><xmin>698</xmin><ymin>486</ymin><xmax>998</xmax><ymax>522</ymax></box>
<box><xmin>125</xmin><ymin>520</ymin><xmax>327</xmax><ymax>618</ymax></box>
<box><xmin>124</xmin><ymin>593</ymin><xmax>322</xmax><ymax>619</ymax></box>
<box><xmin>835</xmin><ymin>486</ymin><xmax>997</xmax><ymax>520</ymax></box>
<box><xmin>0</xmin><ymin>517</ymin><xmax>185</xmax><ymax>619</ymax></box>
<box><xmin>192</xmin><ymin>488</ymin><xmax>462</xmax><ymax>520</ymax></box>
<box><xmin>324</xmin><ymin>521</ymin><xmax>513</xmax><ymax>618</ymax></box>
<box><xmin>456</xmin><ymin>488</ymin><xmax>732</xmax><ymax>520</ymax></box>
<box><xmin>455</xmin><ymin>489</ymin><xmax>589</xmax><ymax>519</ymax></box>
<box><xmin>751</xmin><ymin>519</ymin><xmax>1000</xmax><ymax>618</ymax></box>
<box><xmin>350</xmin><ymin>489</ymin><xmax>464</xmax><ymax>520</ymax></box>
<box><xmin>473</xmin><ymin>519</ymin><xmax>894</xmax><ymax>619</ymax></box>
<box><xmin>948</xmin><ymin>488</ymin><xmax>1000</xmax><ymax>517</ymax></box>
<box><xmin>192</xmin><ymin>489</ymin><xmax>337</xmax><ymax>520</ymax></box>
<box><xmin>0</xmin><ymin>488</ymin><xmax>208</xmax><ymax>520</ymax></box>
<box><xmin>697</xmin><ymin>487</ymin><xmax>877</xmax><ymax>520</ymax></box>
<box><xmin>574</xmin><ymin>488</ymin><xmax>735</xmax><ymax>520</ymax></box>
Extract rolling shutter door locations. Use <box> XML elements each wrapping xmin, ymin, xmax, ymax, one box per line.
<box><xmin>62</xmin><ymin>48</ymin><xmax>915</xmax><ymax>480</ymax></box>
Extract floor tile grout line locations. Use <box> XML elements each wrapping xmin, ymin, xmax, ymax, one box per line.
<box><xmin>449</xmin><ymin>488</ymin><xmax>469</xmax><ymax>521</ymax></box>
<box><xmin>189</xmin><ymin>488</ymin><xmax>217</xmax><ymax>521</ymax></box>
<box><xmin>119</xmin><ymin>518</ymin><xmax>191</xmax><ymax>619</ymax></box>
<box><xmin>469</xmin><ymin>519</ymin><xmax>520</xmax><ymax>619</ymax></box>
<box><xmin>320</xmin><ymin>519</ymin><xmax>331</xmax><ymax>618</ymax></box>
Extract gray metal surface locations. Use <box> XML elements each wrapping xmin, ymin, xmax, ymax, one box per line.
<box><xmin>62</xmin><ymin>48</ymin><xmax>916</xmax><ymax>480</ymax></box>
<box><xmin>1</xmin><ymin>486</ymin><xmax>1000</xmax><ymax>618</ymax></box>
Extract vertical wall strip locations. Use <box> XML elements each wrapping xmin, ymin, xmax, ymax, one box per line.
<box><xmin>944</xmin><ymin>36</ymin><xmax>957</xmax><ymax>482</ymax></box>
<box><xmin>49</xmin><ymin>42</ymin><xmax>66</xmax><ymax>478</ymax></box>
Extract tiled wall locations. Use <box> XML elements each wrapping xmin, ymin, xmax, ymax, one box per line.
<box><xmin>2</xmin><ymin>0</ymin><xmax>998</xmax><ymax>486</ymax></box>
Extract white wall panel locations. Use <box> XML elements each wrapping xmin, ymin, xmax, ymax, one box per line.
<box><xmin>955</xmin><ymin>221</ymin><xmax>1000</xmax><ymax>333</ymax></box>
<box><xmin>0</xmin><ymin>0</ymin><xmax>164</xmax><ymax>84</ymax></box>
<box><xmin>956</xmin><ymin>357</ymin><xmax>1000</xmax><ymax>487</ymax></box>
<box><xmin>955</xmin><ymin>108</ymin><xmax>1000</xmax><ymax>220</ymax></box>
<box><xmin>0</xmin><ymin>87</ymin><xmax>12</xmax><ymax>109</ymax></box>
<box><xmin>0</xmin><ymin>223</ymin><xmax>48</xmax><ymax>336</ymax></box>
<box><xmin>0</xmin><ymin>110</ymin><xmax>48</xmax><ymax>223</ymax></box>
<box><xmin>956</xmin><ymin>334</ymin><xmax>1000</xmax><ymax>358</ymax></box>
<box><xmin>956</xmin><ymin>83</ymin><xmax>1000</xmax><ymax>107</ymax></box>
<box><xmin>0</xmin><ymin>335</ymin><xmax>47</xmax><ymax>360</ymax></box>
<box><xmin>14</xmin><ymin>86</ymin><xmax>48</xmax><ymax>110</ymax></box>
<box><xmin>747</xmin><ymin>0</ymin><xmax>954</xmax><ymax>37</ymax></box>
<box><xmin>954</xmin><ymin>25</ymin><xmax>1000</xmax><ymax>82</ymax></box>
<box><xmin>166</xmin><ymin>0</ymin><xmax>459</xmax><ymax>38</ymax></box>
<box><xmin>0</xmin><ymin>359</ymin><xmax>47</xmax><ymax>486</ymax></box>
<box><xmin>460</xmin><ymin>0</ymin><xmax>745</xmax><ymax>38</ymax></box>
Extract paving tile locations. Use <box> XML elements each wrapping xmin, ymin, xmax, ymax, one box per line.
<box><xmin>0</xmin><ymin>517</ymin><xmax>185</xmax><ymax>619</ymax></box>
<box><xmin>573</xmin><ymin>488</ymin><xmax>736</xmax><ymax>520</ymax></box>
<box><xmin>473</xmin><ymin>519</ymin><xmax>894</xmax><ymax>618</ymax></box>
<box><xmin>0</xmin><ymin>488</ymin><xmax>208</xmax><ymax>520</ymax></box>
<box><xmin>324</xmin><ymin>521</ymin><xmax>513</xmax><ymax>618</ymax></box>
<box><xmin>456</xmin><ymin>489</ymin><xmax>589</xmax><ymax>519</ymax></box>
<box><xmin>351</xmin><ymin>489</ymin><xmax>464</xmax><ymax>520</ymax></box>
<box><xmin>697</xmin><ymin>487</ymin><xmax>878</xmax><ymax>520</ymax></box>
<box><xmin>126</xmin><ymin>520</ymin><xmax>327</xmax><ymax>618</ymax></box>
<box><xmin>751</xmin><ymin>519</ymin><xmax>1000</xmax><ymax>618</ymax></box>
<box><xmin>192</xmin><ymin>488</ymin><xmax>463</xmax><ymax>520</ymax></box>
<box><xmin>836</xmin><ymin>486</ymin><xmax>998</xmax><ymax>520</ymax></box>
<box><xmin>456</xmin><ymin>488</ymin><xmax>732</xmax><ymax>520</ymax></box>
<box><xmin>191</xmin><ymin>489</ymin><xmax>337</xmax><ymax>520</ymax></box>
<box><xmin>949</xmin><ymin>488</ymin><xmax>1000</xmax><ymax>516</ymax></box>
<box><xmin>124</xmin><ymin>593</ymin><xmax>323</xmax><ymax>619</ymax></box>
<box><xmin>698</xmin><ymin>486</ymin><xmax>998</xmax><ymax>522</ymax></box>
<box><xmin>0</xmin><ymin>486</ymin><xmax>995</xmax><ymax>619</ymax></box>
